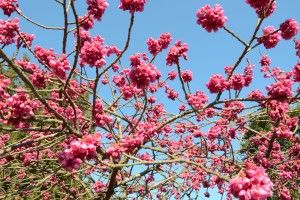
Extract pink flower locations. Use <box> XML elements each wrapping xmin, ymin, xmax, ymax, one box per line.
<box><xmin>245</xmin><ymin>0</ymin><xmax>276</xmax><ymax>18</ymax></box>
<box><xmin>294</xmin><ymin>38</ymin><xmax>300</xmax><ymax>58</ymax></box>
<box><xmin>129</xmin><ymin>62</ymin><xmax>161</xmax><ymax>89</ymax></box>
<box><xmin>119</xmin><ymin>0</ymin><xmax>147</xmax><ymax>14</ymax></box>
<box><xmin>293</xmin><ymin>61</ymin><xmax>300</xmax><ymax>82</ymax></box>
<box><xmin>146</xmin><ymin>33</ymin><xmax>172</xmax><ymax>56</ymax></box>
<box><xmin>280</xmin><ymin>19</ymin><xmax>300</xmax><ymax>40</ymax></box>
<box><xmin>257</xmin><ymin>26</ymin><xmax>281</xmax><ymax>49</ymax></box>
<box><xmin>181</xmin><ymin>69</ymin><xmax>193</xmax><ymax>82</ymax></box>
<box><xmin>16</xmin><ymin>32</ymin><xmax>35</xmax><ymax>48</ymax></box>
<box><xmin>93</xmin><ymin>181</ymin><xmax>106</xmax><ymax>193</ymax></box>
<box><xmin>79</xmin><ymin>35</ymin><xmax>107</xmax><ymax>68</ymax></box>
<box><xmin>166</xmin><ymin>41</ymin><xmax>188</xmax><ymax>66</ymax></box>
<box><xmin>168</xmin><ymin>70</ymin><xmax>177</xmax><ymax>80</ymax></box>
<box><xmin>266</xmin><ymin>79</ymin><xmax>294</xmax><ymax>98</ymax></box>
<box><xmin>196</xmin><ymin>4</ymin><xmax>227</xmax><ymax>32</ymax></box>
<box><xmin>79</xmin><ymin>14</ymin><xmax>95</xmax><ymax>30</ymax></box>
<box><xmin>187</xmin><ymin>91</ymin><xmax>208</xmax><ymax>109</ymax></box>
<box><xmin>165</xmin><ymin>86</ymin><xmax>179</xmax><ymax>100</ymax></box>
<box><xmin>227</xmin><ymin>164</ymin><xmax>273</xmax><ymax>200</ymax></box>
<box><xmin>0</xmin><ymin>0</ymin><xmax>18</xmax><ymax>16</ymax></box>
<box><xmin>86</xmin><ymin>0</ymin><xmax>109</xmax><ymax>21</ymax></box>
<box><xmin>206</xmin><ymin>74</ymin><xmax>228</xmax><ymax>93</ymax></box>
<box><xmin>0</xmin><ymin>18</ymin><xmax>19</xmax><ymax>45</ymax></box>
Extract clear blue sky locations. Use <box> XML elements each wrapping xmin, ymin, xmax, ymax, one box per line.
<box><xmin>1</xmin><ymin>0</ymin><xmax>300</xmax><ymax>199</ymax></box>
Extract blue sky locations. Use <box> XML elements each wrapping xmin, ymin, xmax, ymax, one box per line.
<box><xmin>1</xmin><ymin>0</ymin><xmax>300</xmax><ymax>199</ymax></box>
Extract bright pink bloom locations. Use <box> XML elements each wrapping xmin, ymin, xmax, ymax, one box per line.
<box><xmin>222</xmin><ymin>101</ymin><xmax>245</xmax><ymax>121</ymax></box>
<box><xmin>120</xmin><ymin>85</ymin><xmax>139</xmax><ymax>100</ymax></box>
<box><xmin>129</xmin><ymin>62</ymin><xmax>161</xmax><ymax>89</ymax></box>
<box><xmin>279</xmin><ymin>18</ymin><xmax>299</xmax><ymax>40</ymax></box>
<box><xmin>168</xmin><ymin>70</ymin><xmax>177</xmax><ymax>80</ymax></box>
<box><xmin>266</xmin><ymin>79</ymin><xmax>294</xmax><ymax>98</ymax></box>
<box><xmin>146</xmin><ymin>32</ymin><xmax>172</xmax><ymax>56</ymax></box>
<box><xmin>293</xmin><ymin>61</ymin><xmax>300</xmax><ymax>82</ymax></box>
<box><xmin>79</xmin><ymin>14</ymin><xmax>95</xmax><ymax>30</ymax></box>
<box><xmin>119</xmin><ymin>0</ymin><xmax>147</xmax><ymax>14</ymax></box>
<box><xmin>34</xmin><ymin>46</ymin><xmax>71</xmax><ymax>79</ymax></box>
<box><xmin>166</xmin><ymin>41</ymin><xmax>188</xmax><ymax>66</ymax></box>
<box><xmin>196</xmin><ymin>4</ymin><xmax>227</xmax><ymax>32</ymax></box>
<box><xmin>16</xmin><ymin>32</ymin><xmax>35</xmax><ymax>48</ymax></box>
<box><xmin>86</xmin><ymin>0</ymin><xmax>109</xmax><ymax>21</ymax></box>
<box><xmin>227</xmin><ymin>164</ymin><xmax>273</xmax><ymax>200</ymax></box>
<box><xmin>93</xmin><ymin>181</ymin><xmax>105</xmax><ymax>193</ymax></box>
<box><xmin>0</xmin><ymin>0</ymin><xmax>18</xmax><ymax>16</ymax></box>
<box><xmin>230</xmin><ymin>74</ymin><xmax>246</xmax><ymax>91</ymax></box>
<box><xmin>0</xmin><ymin>17</ymin><xmax>19</xmax><ymax>45</ymax></box>
<box><xmin>79</xmin><ymin>35</ymin><xmax>107</xmax><ymax>68</ymax></box>
<box><xmin>294</xmin><ymin>38</ymin><xmax>300</xmax><ymax>58</ymax></box>
<box><xmin>181</xmin><ymin>69</ymin><xmax>193</xmax><ymax>82</ymax></box>
<box><xmin>165</xmin><ymin>86</ymin><xmax>179</xmax><ymax>100</ymax></box>
<box><xmin>257</xmin><ymin>26</ymin><xmax>281</xmax><ymax>49</ymax></box>
<box><xmin>187</xmin><ymin>91</ymin><xmax>208</xmax><ymax>109</ymax></box>
<box><xmin>245</xmin><ymin>0</ymin><xmax>276</xmax><ymax>18</ymax></box>
<box><xmin>206</xmin><ymin>74</ymin><xmax>228</xmax><ymax>93</ymax></box>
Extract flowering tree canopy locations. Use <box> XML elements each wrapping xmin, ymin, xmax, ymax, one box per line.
<box><xmin>0</xmin><ymin>0</ymin><xmax>300</xmax><ymax>199</ymax></box>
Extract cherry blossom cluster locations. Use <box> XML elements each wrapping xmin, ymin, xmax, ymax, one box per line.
<box><xmin>0</xmin><ymin>74</ymin><xmax>10</xmax><ymax>100</ymax></box>
<box><xmin>257</xmin><ymin>26</ymin><xmax>281</xmax><ymax>49</ymax></box>
<box><xmin>181</xmin><ymin>69</ymin><xmax>193</xmax><ymax>82</ymax></box>
<box><xmin>119</xmin><ymin>0</ymin><xmax>147</xmax><ymax>14</ymax></box>
<box><xmin>56</xmin><ymin>133</ymin><xmax>101</xmax><ymax>171</ymax></box>
<box><xmin>129</xmin><ymin>62</ymin><xmax>161</xmax><ymax>89</ymax></box>
<box><xmin>222</xmin><ymin>101</ymin><xmax>245</xmax><ymax>121</ymax></box>
<box><xmin>166</xmin><ymin>40</ymin><xmax>188</xmax><ymax>66</ymax></box>
<box><xmin>0</xmin><ymin>17</ymin><xmax>19</xmax><ymax>45</ymax></box>
<box><xmin>2</xmin><ymin>92</ymin><xmax>39</xmax><ymax>128</ymax></box>
<box><xmin>227</xmin><ymin>163</ymin><xmax>273</xmax><ymax>200</ymax></box>
<box><xmin>15</xmin><ymin>32</ymin><xmax>35</xmax><ymax>48</ymax></box>
<box><xmin>78</xmin><ymin>14</ymin><xmax>95</xmax><ymax>30</ymax></box>
<box><xmin>165</xmin><ymin>85</ymin><xmax>179</xmax><ymax>100</ymax></box>
<box><xmin>280</xmin><ymin>18</ymin><xmax>300</xmax><ymax>40</ymax></box>
<box><xmin>93</xmin><ymin>99</ymin><xmax>112</xmax><ymax>127</ymax></box>
<box><xmin>79</xmin><ymin>35</ymin><xmax>107</xmax><ymax>68</ymax></box>
<box><xmin>0</xmin><ymin>0</ymin><xmax>18</xmax><ymax>16</ymax></box>
<box><xmin>34</xmin><ymin>46</ymin><xmax>71</xmax><ymax>79</ymax></box>
<box><xmin>258</xmin><ymin>19</ymin><xmax>299</xmax><ymax>49</ymax></box>
<box><xmin>187</xmin><ymin>91</ymin><xmax>208</xmax><ymax>109</ymax></box>
<box><xmin>295</xmin><ymin>38</ymin><xmax>300</xmax><ymax>58</ymax></box>
<box><xmin>86</xmin><ymin>0</ymin><xmax>109</xmax><ymax>21</ymax></box>
<box><xmin>266</xmin><ymin>79</ymin><xmax>293</xmax><ymax>98</ymax></box>
<box><xmin>245</xmin><ymin>0</ymin><xmax>276</xmax><ymax>18</ymax></box>
<box><xmin>196</xmin><ymin>4</ymin><xmax>227</xmax><ymax>32</ymax></box>
<box><xmin>293</xmin><ymin>61</ymin><xmax>300</xmax><ymax>82</ymax></box>
<box><xmin>93</xmin><ymin>181</ymin><xmax>106</xmax><ymax>193</ymax></box>
<box><xmin>206</xmin><ymin>64</ymin><xmax>254</xmax><ymax>93</ymax></box>
<box><xmin>146</xmin><ymin>32</ymin><xmax>172</xmax><ymax>56</ymax></box>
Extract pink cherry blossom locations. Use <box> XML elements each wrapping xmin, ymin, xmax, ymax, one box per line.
<box><xmin>196</xmin><ymin>4</ymin><xmax>227</xmax><ymax>32</ymax></box>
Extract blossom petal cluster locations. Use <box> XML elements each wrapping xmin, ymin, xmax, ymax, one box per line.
<box><xmin>0</xmin><ymin>17</ymin><xmax>19</xmax><ymax>45</ymax></box>
<box><xmin>227</xmin><ymin>164</ymin><xmax>273</xmax><ymax>200</ymax></box>
<box><xmin>146</xmin><ymin>32</ymin><xmax>172</xmax><ymax>56</ymax></box>
<box><xmin>119</xmin><ymin>0</ymin><xmax>147</xmax><ymax>14</ymax></box>
<box><xmin>86</xmin><ymin>0</ymin><xmax>109</xmax><ymax>21</ymax></box>
<box><xmin>166</xmin><ymin>41</ymin><xmax>188</xmax><ymax>66</ymax></box>
<box><xmin>196</xmin><ymin>4</ymin><xmax>227</xmax><ymax>32</ymax></box>
<box><xmin>57</xmin><ymin>133</ymin><xmax>101</xmax><ymax>171</ymax></box>
<box><xmin>129</xmin><ymin>62</ymin><xmax>161</xmax><ymax>89</ymax></box>
<box><xmin>0</xmin><ymin>0</ymin><xmax>18</xmax><ymax>16</ymax></box>
<box><xmin>279</xmin><ymin>18</ymin><xmax>300</xmax><ymax>40</ymax></box>
<box><xmin>245</xmin><ymin>0</ymin><xmax>276</xmax><ymax>18</ymax></box>
<box><xmin>257</xmin><ymin>26</ymin><xmax>281</xmax><ymax>49</ymax></box>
